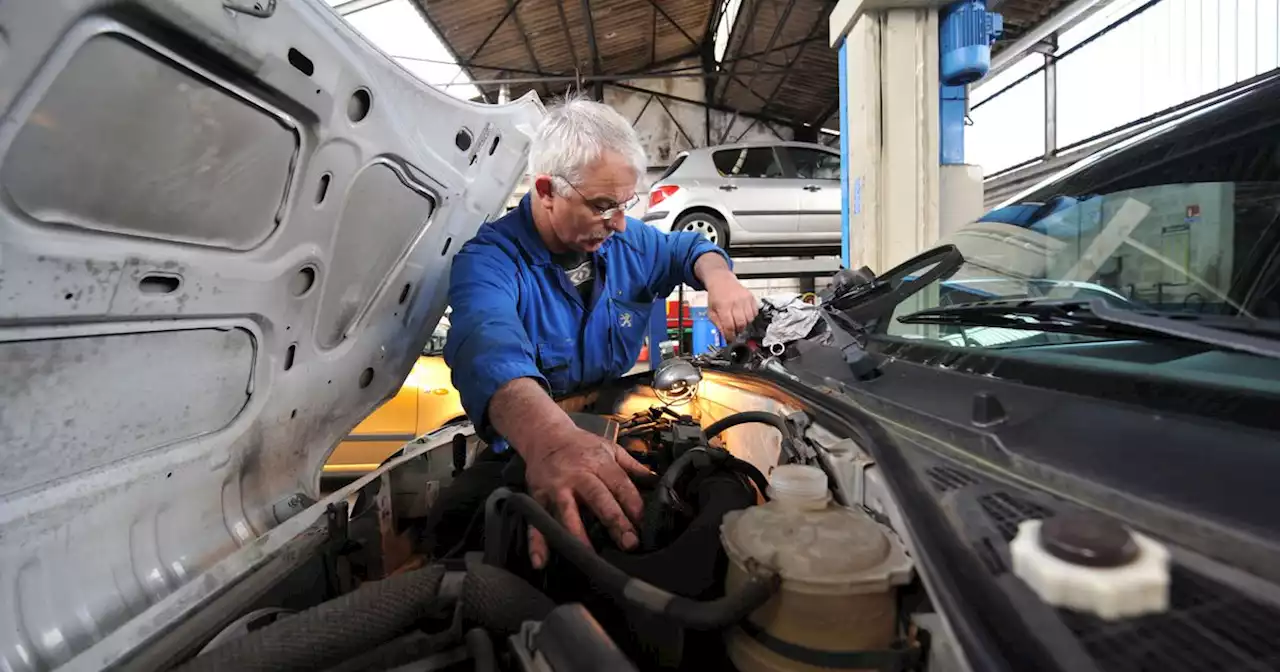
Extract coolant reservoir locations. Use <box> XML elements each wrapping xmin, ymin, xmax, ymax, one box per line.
<box><xmin>721</xmin><ymin>465</ymin><xmax>913</xmax><ymax>672</ymax></box>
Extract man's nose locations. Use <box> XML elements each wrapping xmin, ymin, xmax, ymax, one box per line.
<box><xmin>607</xmin><ymin>211</ymin><xmax>627</xmax><ymax>233</ymax></box>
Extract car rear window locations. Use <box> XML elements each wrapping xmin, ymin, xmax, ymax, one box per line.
<box><xmin>712</xmin><ymin>147</ymin><xmax>783</xmax><ymax>178</ymax></box>
<box><xmin>657</xmin><ymin>154</ymin><xmax>686</xmax><ymax>181</ymax></box>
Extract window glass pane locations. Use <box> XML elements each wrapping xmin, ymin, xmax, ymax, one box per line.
<box><xmin>790</xmin><ymin>148</ymin><xmax>841</xmax><ymax>180</ymax></box>
<box><xmin>738</xmin><ymin>148</ymin><xmax>783</xmax><ymax>178</ymax></box>
<box><xmin>712</xmin><ymin>149</ymin><xmax>742</xmax><ymax>176</ymax></box>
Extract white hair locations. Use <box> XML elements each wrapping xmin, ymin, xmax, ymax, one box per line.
<box><xmin>528</xmin><ymin>94</ymin><xmax>649</xmax><ymax>191</ymax></box>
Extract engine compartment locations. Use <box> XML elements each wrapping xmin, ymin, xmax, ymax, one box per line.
<box><xmin>167</xmin><ymin>368</ymin><xmax>939</xmax><ymax>672</ymax></box>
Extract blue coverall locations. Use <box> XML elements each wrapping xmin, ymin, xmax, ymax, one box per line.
<box><xmin>444</xmin><ymin>193</ymin><xmax>730</xmax><ymax>439</ymax></box>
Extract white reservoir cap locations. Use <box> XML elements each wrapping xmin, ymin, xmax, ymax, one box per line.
<box><xmin>1010</xmin><ymin>513</ymin><xmax>1171</xmax><ymax>621</ymax></box>
<box><xmin>768</xmin><ymin>464</ymin><xmax>829</xmax><ymax>508</ymax></box>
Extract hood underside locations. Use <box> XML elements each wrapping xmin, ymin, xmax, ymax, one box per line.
<box><xmin>0</xmin><ymin>1</ymin><xmax>541</xmax><ymax>668</ymax></box>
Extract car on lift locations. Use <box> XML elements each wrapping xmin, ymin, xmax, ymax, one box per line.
<box><xmin>6</xmin><ymin>2</ymin><xmax>1280</xmax><ymax>672</ymax></box>
<box><xmin>643</xmin><ymin>141</ymin><xmax>842</xmax><ymax>250</ymax></box>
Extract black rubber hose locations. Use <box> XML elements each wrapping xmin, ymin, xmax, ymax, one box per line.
<box><xmin>726</xmin><ymin>457</ymin><xmax>772</xmax><ymax>501</ymax></box>
<box><xmin>703</xmin><ymin>411</ymin><xmax>793</xmax><ymax>441</ymax></box>
<box><xmin>655</xmin><ymin>448</ymin><xmax>701</xmax><ymax>506</ymax></box>
<box><xmin>320</xmin><ymin>629</ymin><xmax>461</xmax><ymax>672</ymax></box>
<box><xmin>501</xmin><ymin>492</ymin><xmax>779</xmax><ymax>630</ymax></box>
<box><xmin>466</xmin><ymin>629</ymin><xmax>497</xmax><ymax>672</ymax></box>
<box><xmin>461</xmin><ymin>563</ymin><xmax>556</xmax><ymax>634</ymax></box>
<box><xmin>177</xmin><ymin>565</ymin><xmax>446</xmax><ymax>672</ymax></box>
<box><xmin>725</xmin><ymin>343</ymin><xmax>754</xmax><ymax>365</ymax></box>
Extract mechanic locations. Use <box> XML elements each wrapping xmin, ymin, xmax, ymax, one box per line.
<box><xmin>444</xmin><ymin>96</ymin><xmax>759</xmax><ymax>569</ymax></box>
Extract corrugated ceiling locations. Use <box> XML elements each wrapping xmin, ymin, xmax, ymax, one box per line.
<box><xmin>411</xmin><ymin>0</ymin><xmax>1077</xmax><ymax>134</ymax></box>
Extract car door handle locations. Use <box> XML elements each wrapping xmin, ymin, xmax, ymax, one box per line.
<box><xmin>803</xmin><ymin>185</ymin><xmax>822</xmax><ymax>192</ymax></box>
<box><xmin>719</xmin><ymin>184</ymin><xmax>738</xmax><ymax>191</ymax></box>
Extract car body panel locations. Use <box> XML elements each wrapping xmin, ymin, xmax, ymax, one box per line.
<box><xmin>0</xmin><ymin>1</ymin><xmax>541</xmax><ymax>669</ymax></box>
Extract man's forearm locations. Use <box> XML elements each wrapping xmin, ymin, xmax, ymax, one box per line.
<box><xmin>693</xmin><ymin>252</ymin><xmax>736</xmax><ymax>290</ymax></box>
<box><xmin>488</xmin><ymin>377</ymin><xmax>575</xmax><ymax>458</ymax></box>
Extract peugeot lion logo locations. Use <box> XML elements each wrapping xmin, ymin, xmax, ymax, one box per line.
<box><xmin>619</xmin><ymin>312</ymin><xmax>633</xmax><ymax>328</ymax></box>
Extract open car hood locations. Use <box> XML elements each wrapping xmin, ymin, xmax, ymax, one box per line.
<box><xmin>0</xmin><ymin>1</ymin><xmax>541</xmax><ymax>668</ymax></box>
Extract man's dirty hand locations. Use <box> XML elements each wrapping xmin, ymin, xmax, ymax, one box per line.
<box><xmin>523</xmin><ymin>426</ymin><xmax>652</xmax><ymax>569</ymax></box>
<box><xmin>706</xmin><ymin>274</ymin><xmax>759</xmax><ymax>341</ymax></box>
<box><xmin>695</xmin><ymin>253</ymin><xmax>758</xmax><ymax>341</ymax></box>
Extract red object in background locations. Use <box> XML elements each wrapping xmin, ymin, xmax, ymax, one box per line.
<box><xmin>1186</xmin><ymin>204</ymin><xmax>1200</xmax><ymax>218</ymax></box>
<box><xmin>649</xmin><ymin>185</ymin><xmax>680</xmax><ymax>209</ymax></box>
<box><xmin>666</xmin><ymin>300</ymin><xmax>691</xmax><ymax>328</ymax></box>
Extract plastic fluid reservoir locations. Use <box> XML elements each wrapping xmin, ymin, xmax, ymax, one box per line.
<box><xmin>721</xmin><ymin>464</ymin><xmax>913</xmax><ymax>672</ymax></box>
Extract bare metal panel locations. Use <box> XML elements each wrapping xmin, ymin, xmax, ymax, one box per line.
<box><xmin>1</xmin><ymin>33</ymin><xmax>298</xmax><ymax>250</ymax></box>
<box><xmin>0</xmin><ymin>328</ymin><xmax>253</xmax><ymax>497</ymax></box>
<box><xmin>318</xmin><ymin>161</ymin><xmax>435</xmax><ymax>347</ymax></box>
<box><xmin>0</xmin><ymin>0</ymin><xmax>544</xmax><ymax>669</ymax></box>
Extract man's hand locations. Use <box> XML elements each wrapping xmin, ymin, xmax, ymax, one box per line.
<box><xmin>696</xmin><ymin>254</ymin><xmax>758</xmax><ymax>341</ymax></box>
<box><xmin>523</xmin><ymin>425</ymin><xmax>651</xmax><ymax>568</ymax></box>
<box><xmin>488</xmin><ymin>378</ymin><xmax>653</xmax><ymax>569</ymax></box>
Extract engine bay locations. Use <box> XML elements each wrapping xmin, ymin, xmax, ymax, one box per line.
<box><xmin>170</xmin><ymin>367</ymin><xmax>937</xmax><ymax>672</ymax></box>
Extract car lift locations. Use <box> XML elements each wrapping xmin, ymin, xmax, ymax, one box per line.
<box><xmin>830</xmin><ymin>0</ymin><xmax>1002</xmax><ymax>273</ymax></box>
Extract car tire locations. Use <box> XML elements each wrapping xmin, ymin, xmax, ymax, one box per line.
<box><xmin>673</xmin><ymin>212</ymin><xmax>729</xmax><ymax>249</ymax></box>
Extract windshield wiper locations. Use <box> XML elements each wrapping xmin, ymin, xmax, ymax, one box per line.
<box><xmin>898</xmin><ymin>299</ymin><xmax>1280</xmax><ymax>360</ymax></box>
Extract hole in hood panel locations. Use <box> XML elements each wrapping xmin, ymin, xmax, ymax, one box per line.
<box><xmin>0</xmin><ymin>32</ymin><xmax>298</xmax><ymax>250</ymax></box>
<box><xmin>0</xmin><ymin>327</ymin><xmax>253</xmax><ymax>498</ymax></box>
<box><xmin>317</xmin><ymin>160</ymin><xmax>435</xmax><ymax>347</ymax></box>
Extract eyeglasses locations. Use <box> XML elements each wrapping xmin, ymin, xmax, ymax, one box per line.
<box><xmin>554</xmin><ymin>176</ymin><xmax>639</xmax><ymax>220</ymax></box>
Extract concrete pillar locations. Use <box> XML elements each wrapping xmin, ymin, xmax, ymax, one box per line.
<box><xmin>840</xmin><ymin>8</ymin><xmax>941</xmax><ymax>273</ymax></box>
<box><xmin>832</xmin><ymin>1</ymin><xmax>947</xmax><ymax>274</ymax></box>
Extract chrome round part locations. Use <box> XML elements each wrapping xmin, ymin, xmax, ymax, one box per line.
<box><xmin>680</xmin><ymin>218</ymin><xmax>719</xmax><ymax>245</ymax></box>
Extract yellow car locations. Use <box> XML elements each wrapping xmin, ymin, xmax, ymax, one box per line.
<box><xmin>323</xmin><ymin>317</ymin><xmax>464</xmax><ymax>478</ymax></box>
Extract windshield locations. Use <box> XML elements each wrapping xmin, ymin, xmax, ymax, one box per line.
<box><xmin>887</xmin><ymin>80</ymin><xmax>1280</xmax><ymax>352</ymax></box>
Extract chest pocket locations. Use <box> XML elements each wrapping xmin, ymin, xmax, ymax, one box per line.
<box><xmin>536</xmin><ymin>341</ymin><xmax>576</xmax><ymax>396</ymax></box>
<box><xmin>605</xmin><ymin>297</ymin><xmax>653</xmax><ymax>375</ymax></box>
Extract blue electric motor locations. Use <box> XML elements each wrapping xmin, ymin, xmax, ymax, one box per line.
<box><xmin>939</xmin><ymin>0</ymin><xmax>1003</xmax><ymax>86</ymax></box>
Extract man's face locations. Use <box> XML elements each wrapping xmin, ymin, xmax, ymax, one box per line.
<box><xmin>534</xmin><ymin>151</ymin><xmax>638</xmax><ymax>254</ymax></box>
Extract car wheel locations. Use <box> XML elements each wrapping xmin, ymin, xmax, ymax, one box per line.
<box><xmin>674</xmin><ymin>212</ymin><xmax>729</xmax><ymax>249</ymax></box>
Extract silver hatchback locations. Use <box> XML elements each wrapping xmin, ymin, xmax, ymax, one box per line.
<box><xmin>643</xmin><ymin>141</ymin><xmax>842</xmax><ymax>249</ymax></box>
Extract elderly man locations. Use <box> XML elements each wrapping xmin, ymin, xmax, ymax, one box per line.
<box><xmin>444</xmin><ymin>96</ymin><xmax>758</xmax><ymax>568</ymax></box>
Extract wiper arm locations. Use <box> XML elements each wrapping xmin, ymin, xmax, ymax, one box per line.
<box><xmin>898</xmin><ymin>299</ymin><xmax>1280</xmax><ymax>360</ymax></box>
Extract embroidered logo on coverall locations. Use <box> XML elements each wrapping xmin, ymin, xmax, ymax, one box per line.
<box><xmin>619</xmin><ymin>312</ymin><xmax>633</xmax><ymax>328</ymax></box>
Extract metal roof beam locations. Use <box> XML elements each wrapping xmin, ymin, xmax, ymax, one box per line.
<box><xmin>503</xmin><ymin>0</ymin><xmax>549</xmax><ymax>96</ymax></box>
<box><xmin>988</xmin><ymin>0</ymin><xmax>1105</xmax><ymax>79</ymax></box>
<box><xmin>717</xmin><ymin>0</ymin><xmax>768</xmax><ymax>106</ymax></box>
<box><xmin>642</xmin><ymin>0</ymin><xmax>702</xmax><ymax>48</ymax></box>
<box><xmin>467</xmin><ymin>0</ymin><xmax>526</xmax><ymax>63</ymax></box>
<box><xmin>810</xmin><ymin>97</ymin><xmax>839</xmax><ymax>126</ymax></box>
<box><xmin>438</xmin><ymin>70</ymin><xmax>793</xmax><ymax>87</ymax></box>
<box><xmin>751</xmin><ymin>2</ymin><xmax>826</xmax><ymax>119</ymax></box>
<box><xmin>720</xmin><ymin>34</ymin><xmax>826</xmax><ymax>66</ymax></box>
<box><xmin>411</xmin><ymin>0</ymin><xmax>494</xmax><ymax>102</ymax></box>
<box><xmin>613</xmin><ymin>82</ymin><xmax>806</xmax><ymax>131</ymax></box>
<box><xmin>554</xmin><ymin>0</ymin><xmax>581</xmax><ymax>73</ymax></box>
<box><xmin>581</xmin><ymin>0</ymin><xmax>603</xmax><ymax>75</ymax></box>
<box><xmin>395</xmin><ymin>55</ymin><xmax>550</xmax><ymax>77</ymax></box>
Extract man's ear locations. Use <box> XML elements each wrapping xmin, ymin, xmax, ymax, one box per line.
<box><xmin>532</xmin><ymin>175</ymin><xmax>556</xmax><ymax>204</ymax></box>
